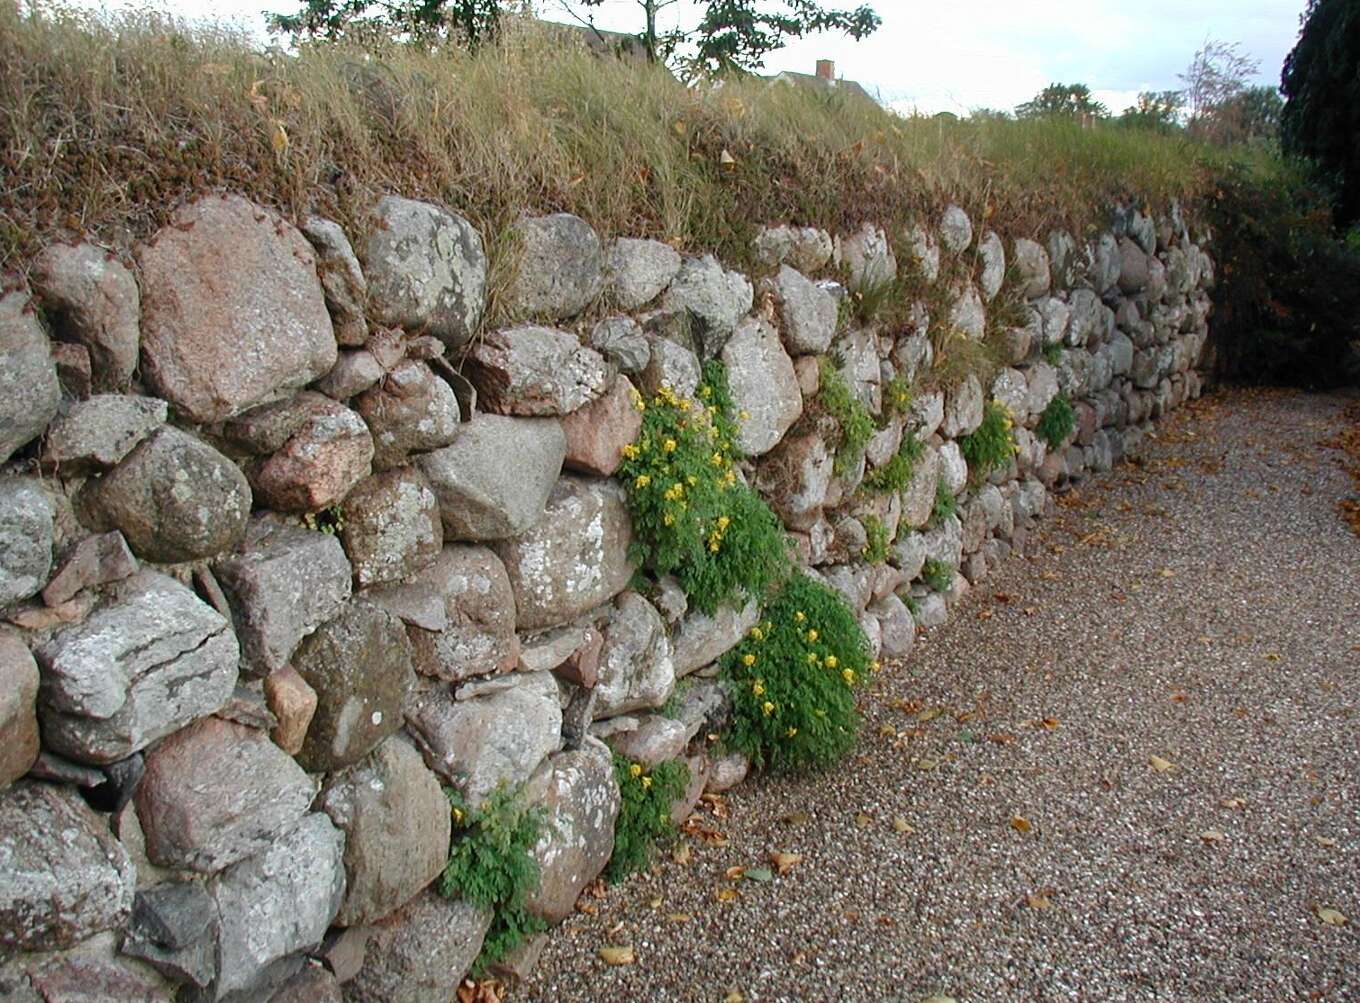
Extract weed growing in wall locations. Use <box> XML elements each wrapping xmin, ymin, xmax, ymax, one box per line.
<box><xmin>1042</xmin><ymin>342</ymin><xmax>1066</xmax><ymax>366</ymax></box>
<box><xmin>438</xmin><ymin>786</ymin><xmax>546</xmax><ymax>973</ymax></box>
<box><xmin>816</xmin><ymin>357</ymin><xmax>875</xmax><ymax>477</ymax></box>
<box><xmin>861</xmin><ymin>514</ymin><xmax>891</xmax><ymax>565</ymax></box>
<box><xmin>881</xmin><ymin>376</ymin><xmax>914</xmax><ymax>416</ymax></box>
<box><xmin>932</xmin><ymin>480</ymin><xmax>957</xmax><ymax>526</ymax></box>
<box><xmin>1035</xmin><ymin>393</ymin><xmax>1076</xmax><ymax>450</ymax></box>
<box><xmin>619</xmin><ymin>364</ymin><xmax>791</xmax><ymax>615</ymax></box>
<box><xmin>721</xmin><ymin>573</ymin><xmax>871</xmax><ymax>773</ymax></box>
<box><xmin>861</xmin><ymin>429</ymin><xmax>925</xmax><ymax>494</ymax></box>
<box><xmin>960</xmin><ymin>400</ymin><xmax>1017</xmax><ymax>481</ymax></box>
<box><xmin>605</xmin><ymin>755</ymin><xmax>690</xmax><ymax>883</ymax></box>
<box><xmin>921</xmin><ymin>558</ymin><xmax>955</xmax><ymax>593</ymax></box>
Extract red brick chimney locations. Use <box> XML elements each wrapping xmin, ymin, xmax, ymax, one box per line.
<box><xmin>815</xmin><ymin>59</ymin><xmax>835</xmax><ymax>82</ymax></box>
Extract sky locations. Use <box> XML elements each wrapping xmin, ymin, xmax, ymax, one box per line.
<box><xmin>86</xmin><ymin>0</ymin><xmax>1309</xmax><ymax>116</ymax></box>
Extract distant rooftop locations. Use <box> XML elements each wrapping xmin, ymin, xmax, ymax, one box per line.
<box><xmin>770</xmin><ymin>59</ymin><xmax>879</xmax><ymax>107</ymax></box>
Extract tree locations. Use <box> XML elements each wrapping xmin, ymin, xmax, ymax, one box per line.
<box><xmin>267</xmin><ymin>0</ymin><xmax>504</xmax><ymax>47</ymax></box>
<box><xmin>1119</xmin><ymin>90</ymin><xmax>1183</xmax><ymax>132</ymax></box>
<box><xmin>1014</xmin><ymin>83</ymin><xmax>1109</xmax><ymax>122</ymax></box>
<box><xmin>1179</xmin><ymin>38</ymin><xmax>1258</xmax><ymax>142</ymax></box>
<box><xmin>1281</xmin><ymin>0</ymin><xmax>1360</xmax><ymax>225</ymax></box>
<box><xmin>570</xmin><ymin>0</ymin><xmax>881</xmax><ymax>76</ymax></box>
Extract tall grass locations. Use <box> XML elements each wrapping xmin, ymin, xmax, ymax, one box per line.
<box><xmin>0</xmin><ymin>1</ymin><xmax>1249</xmax><ymax>274</ymax></box>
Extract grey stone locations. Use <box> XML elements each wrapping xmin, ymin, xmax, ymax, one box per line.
<box><xmin>1012</xmin><ymin>238</ymin><xmax>1051</xmax><ymax>299</ymax></box>
<box><xmin>660</xmin><ymin>255</ymin><xmax>753</xmax><ymax>357</ymax></box>
<box><xmin>1025</xmin><ymin>362</ymin><xmax>1060</xmax><ymax>416</ymax></box>
<box><xmin>767</xmin><ymin>265</ymin><xmax>837</xmax><ymax>354</ymax></box>
<box><xmin>911</xmin><ymin>390</ymin><xmax>945</xmax><ymax>439</ymax></box>
<box><xmin>271</xmin><ymin>966</ymin><xmax>343</xmax><ymax>1003</ymax></box>
<box><xmin>1090</xmin><ymin>232</ymin><xmax>1121</xmax><ymax>294</ymax></box>
<box><xmin>523</xmin><ymin>738</ymin><xmax>620</xmax><ymax>924</ymax></box>
<box><xmin>343</xmin><ymin>892</ymin><xmax>489</xmax><ymax>1003</ymax></box>
<box><xmin>418</xmin><ymin>415</ymin><xmax>565</xmax><ymax>541</ymax></box>
<box><xmin>941</xmin><ymin>374</ymin><xmax>984</xmax><ymax>438</ymax></box>
<box><xmin>492</xmin><ymin>476</ymin><xmax>634</xmax><ymax>632</ymax></box>
<box><xmin>236</xmin><ymin>395</ymin><xmax>375</xmax><ymax>514</ymax></box>
<box><xmin>1035</xmin><ymin>296</ymin><xmax>1071</xmax><ymax>347</ymax></box>
<box><xmin>892</xmin><ymin>330</ymin><xmax>933</xmax><ymax>384</ymax></box>
<box><xmin>922</xmin><ymin>513</ymin><xmax>963</xmax><ymax>570</ymax></box>
<box><xmin>978</xmin><ymin>231</ymin><xmax>1006</xmax><ymax>300</ymax></box>
<box><xmin>137</xmin><ymin>195</ymin><xmax>336</xmax><ymax>424</ymax></box>
<box><xmin>1118</xmin><ymin>237</ymin><xmax>1149</xmax><ymax>293</ymax></box>
<box><xmin>77</xmin><ymin>427</ymin><xmax>251</xmax><ymax>564</ymax></box>
<box><xmin>991</xmin><ymin>367</ymin><xmax>1030</xmax><ymax>426</ymax></box>
<box><xmin>319</xmin><ymin>736</ymin><xmax>450</xmax><ymax>927</ymax></box>
<box><xmin>0</xmin><ymin>631</ymin><xmax>40</xmax><ymax>788</ymax></box>
<box><xmin>405</xmin><ymin>671</ymin><xmax>561</xmax><ymax>809</ymax></box>
<box><xmin>128</xmin><ymin>880</ymin><xmax>216</xmax><ymax>957</ymax></box>
<box><xmin>872</xmin><ymin>593</ymin><xmax>915</xmax><ymax>658</ymax></box>
<box><xmin>706</xmin><ymin>752</ymin><xmax>749</xmax><ymax>793</ymax></box>
<box><xmin>42</xmin><ymin>394</ymin><xmax>166</xmax><ymax>474</ymax></box>
<box><xmin>135</xmin><ymin>716</ymin><xmax>315</xmax><ymax>873</ymax></box>
<box><xmin>504</xmin><ymin>214</ymin><xmax>602</xmax><ymax>321</ymax></box>
<box><xmin>0</xmin><ymin>478</ymin><xmax>54</xmax><ymax>610</ymax></box>
<box><xmin>31</xmin><ymin>243</ymin><xmax>141</xmax><ymax>390</ymax></box>
<box><xmin>637</xmin><ymin>334</ymin><xmax>701</xmax><ymax>399</ymax></box>
<box><xmin>0</xmin><ymin>781</ymin><xmax>135</xmax><ymax>952</ymax></box>
<box><xmin>364</xmin><ymin>196</ymin><xmax>486</xmax><ymax>350</ymax></box>
<box><xmin>949</xmin><ymin>283</ymin><xmax>986</xmax><ymax>340</ymax></box>
<box><xmin>836</xmin><ymin>224</ymin><xmax>896</xmax><ymax>292</ymax></box>
<box><xmin>315</xmin><ymin>350</ymin><xmax>385</xmax><ymax>401</ymax></box>
<box><xmin>903</xmin><ymin>224</ymin><xmax>939</xmax><ymax>283</ymax></box>
<box><xmin>891</xmin><ymin>531</ymin><xmax>928</xmax><ymax>581</ymax></box>
<box><xmin>607</xmin><ymin>713</ymin><xmax>689</xmax><ymax>767</ymax></box>
<box><xmin>214</xmin><ymin>519</ymin><xmax>352</xmax><ymax>678</ymax></box>
<box><xmin>292</xmin><ymin>600</ymin><xmax>415</xmax><ymax>772</ymax></box>
<box><xmin>36</xmin><ymin>572</ymin><xmax>239</xmax><ymax>765</ymax></box>
<box><xmin>0</xmin><ymin>291</ymin><xmax>60</xmax><ymax>465</ymax></box>
<box><xmin>353</xmin><ymin>360</ymin><xmax>461</xmax><ymax>470</ymax></box>
<box><xmin>914</xmin><ymin>592</ymin><xmax>948</xmax><ymax>628</ymax></box>
<box><xmin>403</xmin><ymin>545</ymin><xmax>518</xmax><ymax>683</ymax></box>
<box><xmin>301</xmin><ymin>217</ymin><xmax>368</xmax><ymax>347</ymax></box>
<box><xmin>517</xmin><ymin>625</ymin><xmax>586</xmax><ymax>675</ymax></box>
<box><xmin>939</xmin><ymin>204</ymin><xmax>973</xmax><ymax>253</ymax></box>
<box><xmin>339</xmin><ymin>468</ymin><xmax>442</xmax><ymax>589</ymax></box>
<box><xmin>589</xmin><ymin>316</ymin><xmax>650</xmax><ymax>374</ymax></box>
<box><xmin>672</xmin><ymin>599</ymin><xmax>761</xmax><ymax>678</ymax></box>
<box><xmin>41</xmin><ymin>530</ymin><xmax>138</xmax><ymax>607</ymax></box>
<box><xmin>835</xmin><ymin>326</ymin><xmax>882</xmax><ymax>414</ymax></box>
<box><xmin>209</xmin><ymin>813</ymin><xmax>346</xmax><ymax>999</ymax></box>
<box><xmin>900</xmin><ymin>447</ymin><xmax>941</xmax><ymax>530</ymax></box>
<box><xmin>1047</xmin><ymin>230</ymin><xmax>1081</xmax><ymax>290</ymax></box>
<box><xmin>938</xmin><ymin>441</ymin><xmax>968</xmax><ymax>495</ymax></box>
<box><xmin>466</xmin><ymin>325</ymin><xmax>609</xmax><ymax>417</ymax></box>
<box><xmin>605</xmin><ymin>238</ymin><xmax>680</xmax><ymax>311</ymax></box>
<box><xmin>720</xmin><ymin>317</ymin><xmax>802</xmax><ymax>457</ymax></box>
<box><xmin>755</xmin><ymin>433</ymin><xmax>832</xmax><ymax>532</ymax></box>
<box><xmin>593</xmin><ymin>593</ymin><xmax>674</xmax><ymax>719</ymax></box>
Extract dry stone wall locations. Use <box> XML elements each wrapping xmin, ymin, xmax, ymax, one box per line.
<box><xmin>0</xmin><ymin>190</ymin><xmax>1212</xmax><ymax>1001</ymax></box>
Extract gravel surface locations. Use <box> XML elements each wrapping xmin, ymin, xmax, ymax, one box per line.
<box><xmin>520</xmin><ymin>388</ymin><xmax>1360</xmax><ymax>1003</ymax></box>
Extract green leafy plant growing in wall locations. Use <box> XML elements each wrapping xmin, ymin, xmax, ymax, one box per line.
<box><xmin>605</xmin><ymin>754</ymin><xmax>690</xmax><ymax>883</ymax></box>
<box><xmin>721</xmin><ymin>572</ymin><xmax>872</xmax><ymax>773</ymax></box>
<box><xmin>881</xmin><ymin>375</ymin><xmax>914</xmax><ymax>416</ymax></box>
<box><xmin>931</xmin><ymin>480</ymin><xmax>957</xmax><ymax>526</ymax></box>
<box><xmin>618</xmin><ymin>362</ymin><xmax>791</xmax><ymax>615</ymax></box>
<box><xmin>921</xmin><ymin>558</ymin><xmax>955</xmax><ymax>593</ymax></box>
<box><xmin>816</xmin><ymin>357</ymin><xmax>875</xmax><ymax>477</ymax></box>
<box><xmin>1042</xmin><ymin>341</ymin><xmax>1065</xmax><ymax>366</ymax></box>
<box><xmin>861</xmin><ymin>514</ymin><xmax>891</xmax><ymax>565</ymax></box>
<box><xmin>861</xmin><ymin>429</ymin><xmax>924</xmax><ymax>494</ymax></box>
<box><xmin>959</xmin><ymin>399</ymin><xmax>1017</xmax><ymax>481</ymax></box>
<box><xmin>1035</xmin><ymin>392</ymin><xmax>1076</xmax><ymax>450</ymax></box>
<box><xmin>438</xmin><ymin>785</ymin><xmax>546</xmax><ymax>973</ymax></box>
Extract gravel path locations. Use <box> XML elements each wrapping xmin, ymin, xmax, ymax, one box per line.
<box><xmin>521</xmin><ymin>388</ymin><xmax>1360</xmax><ymax>1003</ymax></box>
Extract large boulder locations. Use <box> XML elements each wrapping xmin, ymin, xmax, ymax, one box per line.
<box><xmin>339</xmin><ymin>468</ymin><xmax>443</xmax><ymax>589</ymax></box>
<box><xmin>949</xmin><ymin>283</ymin><xmax>986</xmax><ymax>340</ymax></box>
<box><xmin>343</xmin><ymin>892</ymin><xmax>490</xmax><ymax>1003</ymax></box>
<box><xmin>588</xmin><ymin>315</ymin><xmax>650</xmax><ymax>374</ymax></box>
<box><xmin>1012</xmin><ymin>238</ymin><xmax>1051</xmax><ymax>299</ymax></box>
<box><xmin>291</xmin><ymin>600</ymin><xmax>415</xmax><ymax>772</ymax></box>
<box><xmin>134</xmin><ymin>716</ymin><xmax>316</xmax><ymax>872</ymax></box>
<box><xmin>402</xmin><ymin>544</ymin><xmax>519</xmax><ymax>683</ymax></box>
<box><xmin>35</xmin><ymin>571</ymin><xmax>239</xmax><ymax>764</ymax></box>
<box><xmin>660</xmin><ymin>255</ymin><xmax>753</xmax><ymax>358</ymax></box>
<box><xmin>208</xmin><ymin>813</ymin><xmax>346</xmax><ymax>1000</ymax></box>
<box><xmin>364</xmin><ymin>196</ymin><xmax>486</xmax><ymax>350</ymax></box>
<box><xmin>941</xmin><ymin>374</ymin><xmax>984</xmax><ymax>438</ymax></box>
<box><xmin>767</xmin><ymin>265</ymin><xmax>837</xmax><ymax>354</ymax></box>
<box><xmin>0</xmin><ymin>290</ymin><xmax>61</xmax><ymax>465</ymax></box>
<box><xmin>319</xmin><ymin>736</ymin><xmax>450</xmax><ymax>927</ymax></box>
<box><xmin>232</xmin><ymin>394</ymin><xmax>374</xmax><ymax>513</ymax></box>
<box><xmin>137</xmin><ymin>195</ymin><xmax>336</xmax><ymax>423</ymax></box>
<box><xmin>755</xmin><ymin>432</ymin><xmax>832</xmax><ymax>532</ymax></box>
<box><xmin>353</xmin><ymin>360</ymin><xmax>461</xmax><ymax>470</ymax></box>
<box><xmin>418</xmin><ymin>415</ymin><xmax>565</xmax><ymax>541</ymax></box>
<box><xmin>671</xmin><ymin>599</ymin><xmax>760</xmax><ymax>678</ymax></box>
<box><xmin>301</xmin><ymin>217</ymin><xmax>369</xmax><ymax>347</ymax></box>
<box><xmin>605</xmin><ymin>238</ymin><xmax>681</xmax><ymax>311</ymax></box>
<box><xmin>899</xmin><ymin>446</ymin><xmax>941</xmax><ymax>529</ymax></box>
<box><xmin>0</xmin><ymin>782</ymin><xmax>135</xmax><ymax>952</ymax></box>
<box><xmin>1118</xmin><ymin>237</ymin><xmax>1150</xmax><ymax>293</ymax></box>
<box><xmin>40</xmin><ymin>394</ymin><xmax>167</xmax><ymax>475</ymax></box>
<box><xmin>503</xmin><ymin>213</ymin><xmax>602</xmax><ymax>320</ymax></box>
<box><xmin>492</xmin><ymin>476</ymin><xmax>634</xmax><ymax>631</ymax></box>
<box><xmin>0</xmin><ymin>631</ymin><xmax>40</xmax><ymax>788</ymax></box>
<box><xmin>77</xmin><ymin>426</ymin><xmax>251</xmax><ymax>563</ymax></box>
<box><xmin>636</xmin><ymin>333</ymin><xmax>701</xmax><ymax>399</ymax></box>
<box><xmin>405</xmin><ymin>672</ymin><xmax>561</xmax><ymax>809</ymax></box>
<box><xmin>836</xmin><ymin>224</ymin><xmax>896</xmax><ymax>292</ymax></box>
<box><xmin>465</xmin><ymin>325</ymin><xmax>609</xmax><ymax>417</ymax></box>
<box><xmin>523</xmin><ymin>738</ymin><xmax>620</xmax><ymax>924</ymax></box>
<box><xmin>593</xmin><ymin>593</ymin><xmax>675</xmax><ymax>719</ymax></box>
<box><xmin>720</xmin><ymin>317</ymin><xmax>802</xmax><ymax>457</ymax></box>
<box><xmin>31</xmin><ymin>242</ymin><xmax>141</xmax><ymax>390</ymax></box>
<box><xmin>560</xmin><ymin>374</ymin><xmax>643</xmax><ymax>477</ymax></box>
<box><xmin>213</xmin><ymin>518</ymin><xmax>352</xmax><ymax>678</ymax></box>
<box><xmin>977</xmin><ymin>230</ymin><xmax>1006</xmax><ymax>300</ymax></box>
<box><xmin>0</xmin><ymin>477</ymin><xmax>54</xmax><ymax>610</ymax></box>
<box><xmin>939</xmin><ymin>204</ymin><xmax>973</xmax><ymax>252</ymax></box>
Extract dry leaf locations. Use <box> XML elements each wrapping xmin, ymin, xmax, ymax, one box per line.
<box><xmin>878</xmin><ymin>723</ymin><xmax>898</xmax><ymax>737</ymax></box>
<box><xmin>855</xmin><ymin>812</ymin><xmax>874</xmax><ymax>828</ymax></box>
<box><xmin>724</xmin><ymin>992</ymin><xmax>747</xmax><ymax>1003</ymax></box>
<box><xmin>892</xmin><ymin>816</ymin><xmax>914</xmax><ymax>834</ymax></box>
<box><xmin>667</xmin><ymin>912</ymin><xmax>691</xmax><ymax>923</ymax></box>
<box><xmin>780</xmin><ymin>810</ymin><xmax>811</xmax><ymax>826</ymax></box>
<box><xmin>1316</xmin><ymin>836</ymin><xmax>1338</xmax><ymax>849</ymax></box>
<box><xmin>715</xmin><ymin>886</ymin><xmax>739</xmax><ymax>903</ymax></box>
<box><xmin>724</xmin><ymin>866</ymin><xmax>746</xmax><ymax>880</ymax></box>
<box><xmin>1220</xmin><ymin>797</ymin><xmax>1246</xmax><ymax>810</ymax></box>
<box><xmin>1149</xmin><ymin>755</ymin><xmax>1175</xmax><ymax>772</ymax></box>
<box><xmin>1025</xmin><ymin>892</ymin><xmax>1052</xmax><ymax>909</ymax></box>
<box><xmin>1316</xmin><ymin>906</ymin><xmax>1348</xmax><ymax>926</ymax></box>
<box><xmin>1011</xmin><ymin>815</ymin><xmax>1033</xmax><ymax>834</ymax></box>
<box><xmin>269</xmin><ymin>121</ymin><xmax>288</xmax><ymax>155</ymax></box>
<box><xmin>673</xmin><ymin>843</ymin><xmax>692</xmax><ymax>865</ymax></box>
<box><xmin>599</xmin><ymin>945</ymin><xmax>635</xmax><ymax>966</ymax></box>
<box><xmin>988</xmin><ymin>732</ymin><xmax>1016</xmax><ymax>745</ymax></box>
<box><xmin>1200</xmin><ymin>829</ymin><xmax>1226</xmax><ymax>844</ymax></box>
<box><xmin>770</xmin><ymin>851</ymin><xmax>803</xmax><ymax>875</ymax></box>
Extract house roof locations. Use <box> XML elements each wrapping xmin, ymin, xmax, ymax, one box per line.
<box><xmin>769</xmin><ymin>70</ymin><xmax>878</xmax><ymax>108</ymax></box>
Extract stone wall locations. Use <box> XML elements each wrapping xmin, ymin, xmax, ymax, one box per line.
<box><xmin>0</xmin><ymin>190</ymin><xmax>1212</xmax><ymax>1001</ymax></box>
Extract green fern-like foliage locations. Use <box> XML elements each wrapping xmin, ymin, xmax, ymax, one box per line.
<box><xmin>921</xmin><ymin>558</ymin><xmax>955</xmax><ymax>592</ymax></box>
<box><xmin>861</xmin><ymin>429</ymin><xmax>924</xmax><ymax>494</ymax></box>
<box><xmin>1042</xmin><ymin>341</ymin><xmax>1065</xmax><ymax>365</ymax></box>
<box><xmin>959</xmin><ymin>399</ymin><xmax>1017</xmax><ymax>480</ymax></box>
<box><xmin>931</xmin><ymin>479</ymin><xmax>957</xmax><ymax>525</ymax></box>
<box><xmin>1035</xmin><ymin>392</ymin><xmax>1076</xmax><ymax>450</ymax></box>
<box><xmin>817</xmin><ymin>357</ymin><xmax>875</xmax><ymax>476</ymax></box>
<box><xmin>861</xmin><ymin>514</ymin><xmax>890</xmax><ymax>565</ymax></box>
<box><xmin>438</xmin><ymin>786</ymin><xmax>547</xmax><ymax>973</ymax></box>
<box><xmin>605</xmin><ymin>755</ymin><xmax>690</xmax><ymax>883</ymax></box>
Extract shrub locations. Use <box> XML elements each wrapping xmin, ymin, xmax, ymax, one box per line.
<box><xmin>721</xmin><ymin>572</ymin><xmax>871</xmax><ymax>773</ymax></box>
<box><xmin>605</xmin><ymin>755</ymin><xmax>690</xmax><ymax>883</ymax></box>
<box><xmin>1035</xmin><ymin>393</ymin><xmax>1075</xmax><ymax>449</ymax></box>
<box><xmin>619</xmin><ymin>364</ymin><xmax>791</xmax><ymax>614</ymax></box>
<box><xmin>931</xmin><ymin>480</ymin><xmax>957</xmax><ymax>525</ymax></box>
<box><xmin>861</xmin><ymin>429</ymin><xmax>924</xmax><ymax>494</ymax></box>
<box><xmin>1041</xmin><ymin>342</ymin><xmax>1065</xmax><ymax>366</ymax></box>
<box><xmin>959</xmin><ymin>399</ymin><xmax>1017</xmax><ymax>480</ymax></box>
<box><xmin>816</xmin><ymin>357</ymin><xmax>876</xmax><ymax>477</ymax></box>
<box><xmin>438</xmin><ymin>785</ymin><xmax>546</xmax><ymax>973</ymax></box>
<box><xmin>921</xmin><ymin>558</ymin><xmax>955</xmax><ymax>592</ymax></box>
<box><xmin>861</xmin><ymin>514</ymin><xmax>891</xmax><ymax>565</ymax></box>
<box><xmin>881</xmin><ymin>376</ymin><xmax>914</xmax><ymax>415</ymax></box>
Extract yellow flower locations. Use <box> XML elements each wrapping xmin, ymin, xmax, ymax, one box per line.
<box><xmin>749</xmin><ymin>626</ymin><xmax>764</xmax><ymax>641</ymax></box>
<box><xmin>806</xmin><ymin>629</ymin><xmax>819</xmax><ymax>642</ymax></box>
<box><xmin>664</xmin><ymin>513</ymin><xmax>676</xmax><ymax>526</ymax></box>
<box><xmin>621</xmin><ymin>444</ymin><xmax>640</xmax><ymax>460</ymax></box>
<box><xmin>677</xmin><ymin>398</ymin><xmax>691</xmax><ymax>411</ymax></box>
<box><xmin>722</xmin><ymin>470</ymin><xmax>737</xmax><ymax>487</ymax></box>
<box><xmin>717</xmin><ymin>516</ymin><xmax>731</xmax><ymax>530</ymax></box>
<box><xmin>663</xmin><ymin>438</ymin><xmax>677</xmax><ymax>453</ymax></box>
<box><xmin>762</xmin><ymin>701</ymin><xmax>775</xmax><ymax>717</ymax></box>
<box><xmin>709</xmin><ymin>541</ymin><xmax>720</xmax><ymax>552</ymax></box>
<box><xmin>742</xmin><ymin>653</ymin><xmax>756</xmax><ymax>667</ymax></box>
<box><xmin>629</xmin><ymin>763</ymin><xmax>643</xmax><ymax>778</ymax></box>
<box><xmin>707</xmin><ymin>405</ymin><xmax>718</xmax><ymax>417</ymax></box>
<box><xmin>711</xmin><ymin>452</ymin><xmax>725</xmax><ymax>467</ymax></box>
<box><xmin>634</xmin><ymin>474</ymin><xmax>651</xmax><ymax>489</ymax></box>
<box><xmin>752</xmin><ymin>680</ymin><xmax>765</xmax><ymax>696</ymax></box>
<box><xmin>794</xmin><ymin>611</ymin><xmax>806</xmax><ymax>623</ymax></box>
<box><xmin>739</xmin><ymin>410</ymin><xmax>751</xmax><ymax>422</ymax></box>
<box><xmin>785</xmin><ymin>727</ymin><xmax>798</xmax><ymax>738</ymax></box>
<box><xmin>825</xmin><ymin>655</ymin><xmax>838</xmax><ymax>669</ymax></box>
<box><xmin>698</xmin><ymin>385</ymin><xmax>712</xmax><ymax>399</ymax></box>
<box><xmin>842</xmin><ymin>668</ymin><xmax>856</xmax><ymax>685</ymax></box>
<box><xmin>871</xmin><ymin>659</ymin><xmax>882</xmax><ymax>673</ymax></box>
<box><xmin>806</xmin><ymin>653</ymin><xmax>818</xmax><ymax>664</ymax></box>
<box><xmin>642</xmin><ymin>776</ymin><xmax>653</xmax><ymax>789</ymax></box>
<box><xmin>686</xmin><ymin>475</ymin><xmax>698</xmax><ymax>487</ymax></box>
<box><xmin>452</xmin><ymin>806</ymin><xmax>465</xmax><ymax>824</ymax></box>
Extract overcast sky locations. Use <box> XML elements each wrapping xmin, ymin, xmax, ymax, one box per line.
<box><xmin>91</xmin><ymin>0</ymin><xmax>1308</xmax><ymax>116</ymax></box>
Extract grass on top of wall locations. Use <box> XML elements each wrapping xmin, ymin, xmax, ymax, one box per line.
<box><xmin>1</xmin><ymin>1</ymin><xmax>1241</xmax><ymax>277</ymax></box>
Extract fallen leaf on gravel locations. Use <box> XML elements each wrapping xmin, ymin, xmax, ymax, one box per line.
<box><xmin>1220</xmin><ymin>797</ymin><xmax>1246</xmax><ymax>810</ymax></box>
<box><xmin>917</xmin><ymin>758</ymin><xmax>938</xmax><ymax>771</ymax></box>
<box><xmin>779</xmin><ymin>810</ymin><xmax>811</xmax><ymax>826</ymax></box>
<box><xmin>667</xmin><ymin>913</ymin><xmax>691</xmax><ymax>923</ymax></box>
<box><xmin>1149</xmin><ymin>755</ymin><xmax>1175</xmax><ymax>772</ymax></box>
<box><xmin>855</xmin><ymin>812</ymin><xmax>874</xmax><ymax>828</ymax></box>
<box><xmin>743</xmin><ymin>867</ymin><xmax>774</xmax><ymax>883</ymax></box>
<box><xmin>1160</xmin><ymin>568</ymin><xmax>1176</xmax><ymax>578</ymax></box>
<box><xmin>977</xmin><ymin>609</ymin><xmax>994</xmax><ymax>621</ymax></box>
<box><xmin>988</xmin><ymin>732</ymin><xmax>1016</xmax><ymax>745</ymax></box>
<box><xmin>673</xmin><ymin>843</ymin><xmax>692</xmax><ymax>864</ymax></box>
<box><xmin>724</xmin><ymin>993</ymin><xmax>746</xmax><ymax>1003</ymax></box>
<box><xmin>921</xmin><ymin>996</ymin><xmax>958</xmax><ymax>1003</ymax></box>
<box><xmin>1265</xmin><ymin>652</ymin><xmax>1282</xmax><ymax>662</ymax></box>
<box><xmin>648</xmin><ymin>896</ymin><xmax>662</xmax><ymax>908</ymax></box>
<box><xmin>893</xmin><ymin>817</ymin><xmax>915</xmax><ymax>833</ymax></box>
<box><xmin>457</xmin><ymin>979</ymin><xmax>504</xmax><ymax>1003</ymax></box>
<box><xmin>1011</xmin><ymin>815</ymin><xmax>1033</xmax><ymax>834</ymax></box>
<box><xmin>1200</xmin><ymin>829</ymin><xmax>1226</xmax><ymax>844</ymax></box>
<box><xmin>715</xmin><ymin>886</ymin><xmax>739</xmax><ymax>903</ymax></box>
<box><xmin>879</xmin><ymin>723</ymin><xmax>898</xmax><ymax>737</ymax></box>
<box><xmin>1316</xmin><ymin>906</ymin><xmax>1348</xmax><ymax>926</ymax></box>
<box><xmin>724</xmin><ymin>866</ymin><xmax>746</xmax><ymax>880</ymax></box>
<box><xmin>1316</xmin><ymin>836</ymin><xmax>1338</xmax><ymax>849</ymax></box>
<box><xmin>1170</xmin><ymin>690</ymin><xmax>1188</xmax><ymax>703</ymax></box>
<box><xmin>1025</xmin><ymin>892</ymin><xmax>1052</xmax><ymax>909</ymax></box>
<box><xmin>918</xmin><ymin>706</ymin><xmax>945</xmax><ymax>722</ymax></box>
<box><xmin>770</xmin><ymin>851</ymin><xmax>803</xmax><ymax>875</ymax></box>
<box><xmin>599</xmin><ymin>945</ymin><xmax>635</xmax><ymax>966</ymax></box>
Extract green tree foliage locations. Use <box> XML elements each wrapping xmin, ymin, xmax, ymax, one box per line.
<box><xmin>1015</xmin><ymin>83</ymin><xmax>1109</xmax><ymax>121</ymax></box>
<box><xmin>268</xmin><ymin>0</ymin><xmax>504</xmax><ymax>45</ymax></box>
<box><xmin>1119</xmin><ymin>90</ymin><xmax>1183</xmax><ymax>132</ymax></box>
<box><xmin>1282</xmin><ymin>0</ymin><xmax>1360</xmax><ymax>224</ymax></box>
